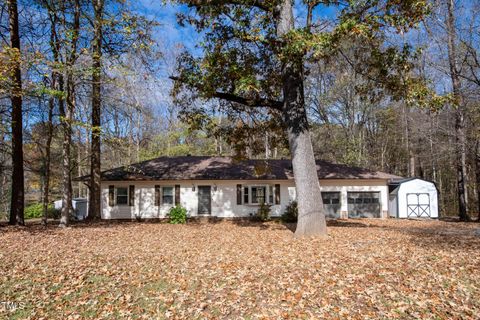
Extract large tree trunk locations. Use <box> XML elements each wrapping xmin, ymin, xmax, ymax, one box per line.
<box><xmin>59</xmin><ymin>0</ymin><xmax>80</xmax><ymax>227</ymax></box>
<box><xmin>275</xmin><ymin>0</ymin><xmax>327</xmax><ymax>237</ymax></box>
<box><xmin>87</xmin><ymin>0</ymin><xmax>104</xmax><ymax>221</ymax></box>
<box><xmin>446</xmin><ymin>0</ymin><xmax>469</xmax><ymax>221</ymax></box>
<box><xmin>8</xmin><ymin>0</ymin><xmax>24</xmax><ymax>226</ymax></box>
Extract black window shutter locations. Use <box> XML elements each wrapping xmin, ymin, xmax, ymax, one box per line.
<box><xmin>175</xmin><ymin>185</ymin><xmax>180</xmax><ymax>205</ymax></box>
<box><xmin>236</xmin><ymin>184</ymin><xmax>242</xmax><ymax>205</ymax></box>
<box><xmin>129</xmin><ymin>185</ymin><xmax>135</xmax><ymax>206</ymax></box>
<box><xmin>108</xmin><ymin>185</ymin><xmax>115</xmax><ymax>206</ymax></box>
<box><xmin>154</xmin><ymin>185</ymin><xmax>160</xmax><ymax>206</ymax></box>
<box><xmin>275</xmin><ymin>184</ymin><xmax>281</xmax><ymax>205</ymax></box>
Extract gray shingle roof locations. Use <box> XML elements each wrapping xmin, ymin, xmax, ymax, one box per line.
<box><xmin>75</xmin><ymin>156</ymin><xmax>402</xmax><ymax>182</ymax></box>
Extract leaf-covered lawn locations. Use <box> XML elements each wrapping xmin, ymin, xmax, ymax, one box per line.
<box><xmin>0</xmin><ymin>219</ymin><xmax>479</xmax><ymax>319</ymax></box>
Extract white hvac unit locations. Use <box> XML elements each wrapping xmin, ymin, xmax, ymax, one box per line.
<box><xmin>54</xmin><ymin>198</ymin><xmax>88</xmax><ymax>220</ymax></box>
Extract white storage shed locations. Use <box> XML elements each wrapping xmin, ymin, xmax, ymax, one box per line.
<box><xmin>389</xmin><ymin>178</ymin><xmax>439</xmax><ymax>219</ymax></box>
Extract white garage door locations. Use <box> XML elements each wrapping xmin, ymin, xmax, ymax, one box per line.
<box><xmin>321</xmin><ymin>192</ymin><xmax>341</xmax><ymax>219</ymax></box>
<box><xmin>347</xmin><ymin>192</ymin><xmax>381</xmax><ymax>218</ymax></box>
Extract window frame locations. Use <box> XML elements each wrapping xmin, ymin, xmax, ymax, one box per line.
<box><xmin>243</xmin><ymin>185</ymin><xmax>276</xmax><ymax>205</ymax></box>
<box><xmin>115</xmin><ymin>187</ymin><xmax>129</xmax><ymax>206</ymax></box>
<box><xmin>268</xmin><ymin>185</ymin><xmax>274</xmax><ymax>204</ymax></box>
<box><xmin>250</xmin><ymin>186</ymin><xmax>267</xmax><ymax>205</ymax></box>
<box><xmin>243</xmin><ymin>186</ymin><xmax>249</xmax><ymax>204</ymax></box>
<box><xmin>161</xmin><ymin>186</ymin><xmax>175</xmax><ymax>206</ymax></box>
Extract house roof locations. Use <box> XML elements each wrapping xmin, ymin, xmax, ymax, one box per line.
<box><xmin>75</xmin><ymin>156</ymin><xmax>403</xmax><ymax>182</ymax></box>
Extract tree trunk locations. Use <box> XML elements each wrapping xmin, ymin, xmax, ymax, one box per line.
<box><xmin>409</xmin><ymin>152</ymin><xmax>415</xmax><ymax>177</ymax></box>
<box><xmin>77</xmin><ymin>128</ymin><xmax>83</xmax><ymax>198</ymax></box>
<box><xmin>59</xmin><ymin>0</ymin><xmax>80</xmax><ymax>227</ymax></box>
<box><xmin>446</xmin><ymin>0</ymin><xmax>469</xmax><ymax>221</ymax></box>
<box><xmin>87</xmin><ymin>0</ymin><xmax>104</xmax><ymax>221</ymax></box>
<box><xmin>429</xmin><ymin>112</ymin><xmax>437</xmax><ymax>182</ymax></box>
<box><xmin>59</xmin><ymin>84</ymin><xmax>73</xmax><ymax>227</ymax></box>
<box><xmin>275</xmin><ymin>0</ymin><xmax>327</xmax><ymax>237</ymax></box>
<box><xmin>0</xmin><ymin>173</ymin><xmax>7</xmax><ymax>217</ymax></box>
<box><xmin>42</xmin><ymin>5</ymin><xmax>60</xmax><ymax>226</ymax></box>
<box><xmin>476</xmin><ymin>141</ymin><xmax>480</xmax><ymax>221</ymax></box>
<box><xmin>42</xmin><ymin>78</ymin><xmax>55</xmax><ymax>226</ymax></box>
<box><xmin>47</xmin><ymin>3</ymin><xmax>63</xmax><ymax>225</ymax></box>
<box><xmin>0</xmin><ymin>130</ymin><xmax>6</xmax><ymax>215</ymax></box>
<box><xmin>8</xmin><ymin>0</ymin><xmax>24</xmax><ymax>226</ymax></box>
<box><xmin>136</xmin><ymin>113</ymin><xmax>141</xmax><ymax>162</ymax></box>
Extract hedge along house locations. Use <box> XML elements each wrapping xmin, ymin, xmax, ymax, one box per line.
<box><xmin>76</xmin><ymin>156</ymin><xmax>405</xmax><ymax>220</ymax></box>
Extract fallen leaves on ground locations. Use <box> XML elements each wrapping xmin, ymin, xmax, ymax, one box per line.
<box><xmin>0</xmin><ymin>219</ymin><xmax>479</xmax><ymax>319</ymax></box>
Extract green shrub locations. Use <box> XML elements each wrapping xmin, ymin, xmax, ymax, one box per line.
<box><xmin>255</xmin><ymin>202</ymin><xmax>271</xmax><ymax>222</ymax></box>
<box><xmin>168</xmin><ymin>205</ymin><xmax>187</xmax><ymax>224</ymax></box>
<box><xmin>281</xmin><ymin>201</ymin><xmax>298</xmax><ymax>223</ymax></box>
<box><xmin>24</xmin><ymin>203</ymin><xmax>59</xmax><ymax>220</ymax></box>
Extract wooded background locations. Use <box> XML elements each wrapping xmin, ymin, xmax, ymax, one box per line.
<box><xmin>0</xmin><ymin>0</ymin><xmax>479</xmax><ymax>224</ymax></box>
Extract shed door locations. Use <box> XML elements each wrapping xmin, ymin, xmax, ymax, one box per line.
<box><xmin>321</xmin><ymin>192</ymin><xmax>341</xmax><ymax>219</ymax></box>
<box><xmin>406</xmin><ymin>193</ymin><xmax>430</xmax><ymax>217</ymax></box>
<box><xmin>198</xmin><ymin>186</ymin><xmax>212</xmax><ymax>215</ymax></box>
<box><xmin>347</xmin><ymin>192</ymin><xmax>381</xmax><ymax>218</ymax></box>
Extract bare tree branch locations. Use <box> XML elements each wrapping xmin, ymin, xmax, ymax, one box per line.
<box><xmin>170</xmin><ymin>76</ymin><xmax>283</xmax><ymax>110</ymax></box>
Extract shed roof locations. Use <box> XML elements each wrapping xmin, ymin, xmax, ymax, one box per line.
<box><xmin>388</xmin><ymin>177</ymin><xmax>439</xmax><ymax>194</ymax></box>
<box><xmin>76</xmin><ymin>156</ymin><xmax>402</xmax><ymax>182</ymax></box>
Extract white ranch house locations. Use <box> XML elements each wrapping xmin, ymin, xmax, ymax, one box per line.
<box><xmin>77</xmin><ymin>156</ymin><xmax>438</xmax><ymax>220</ymax></box>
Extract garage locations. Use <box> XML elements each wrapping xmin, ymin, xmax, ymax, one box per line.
<box><xmin>347</xmin><ymin>192</ymin><xmax>381</xmax><ymax>218</ymax></box>
<box><xmin>388</xmin><ymin>178</ymin><xmax>439</xmax><ymax>218</ymax></box>
<box><xmin>321</xmin><ymin>192</ymin><xmax>341</xmax><ymax>219</ymax></box>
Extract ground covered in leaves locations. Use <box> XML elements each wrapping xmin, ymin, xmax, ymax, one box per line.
<box><xmin>1</xmin><ymin>219</ymin><xmax>479</xmax><ymax>319</ymax></box>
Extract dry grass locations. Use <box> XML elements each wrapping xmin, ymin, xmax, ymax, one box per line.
<box><xmin>0</xmin><ymin>219</ymin><xmax>479</xmax><ymax>319</ymax></box>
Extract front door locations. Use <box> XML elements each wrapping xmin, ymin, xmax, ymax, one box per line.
<box><xmin>197</xmin><ymin>186</ymin><xmax>212</xmax><ymax>215</ymax></box>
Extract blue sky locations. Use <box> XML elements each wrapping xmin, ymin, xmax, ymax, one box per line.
<box><xmin>132</xmin><ymin>1</ymin><xmax>198</xmax><ymax>53</ymax></box>
<box><xmin>122</xmin><ymin>1</ymin><xmax>342</xmax><ymax>119</ymax></box>
<box><xmin>131</xmin><ymin>0</ymin><xmax>341</xmax><ymax>55</ymax></box>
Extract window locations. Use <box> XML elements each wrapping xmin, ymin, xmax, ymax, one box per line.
<box><xmin>347</xmin><ymin>192</ymin><xmax>380</xmax><ymax>204</ymax></box>
<box><xmin>162</xmin><ymin>187</ymin><xmax>174</xmax><ymax>205</ymax></box>
<box><xmin>116</xmin><ymin>187</ymin><xmax>128</xmax><ymax>205</ymax></box>
<box><xmin>322</xmin><ymin>192</ymin><xmax>340</xmax><ymax>205</ymax></box>
<box><xmin>243</xmin><ymin>185</ymin><xmax>273</xmax><ymax>205</ymax></box>
<box><xmin>251</xmin><ymin>186</ymin><xmax>266</xmax><ymax>204</ymax></box>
